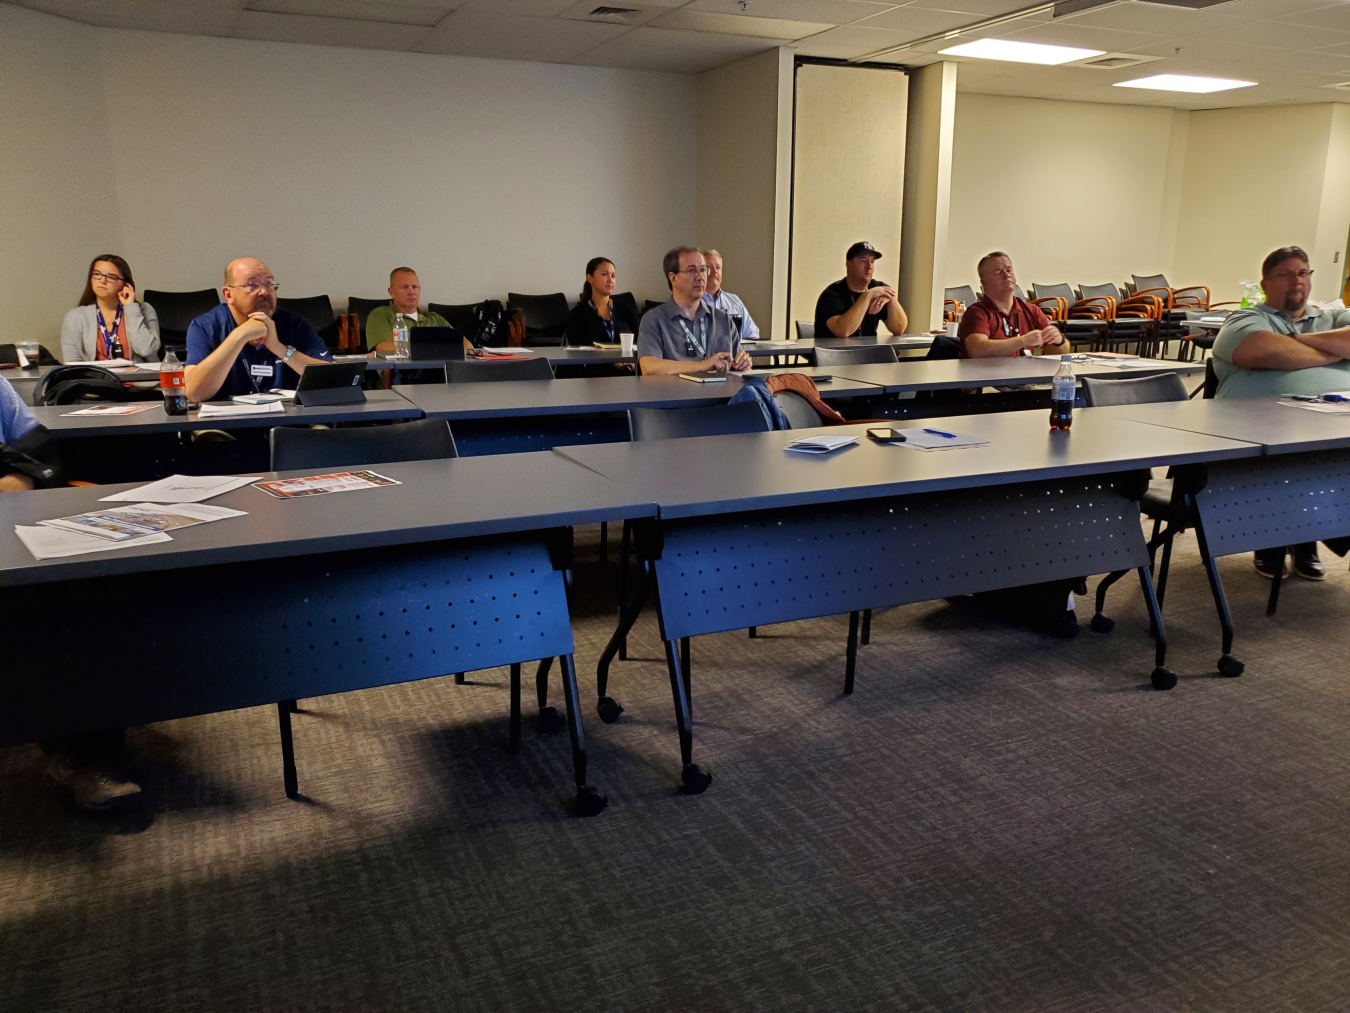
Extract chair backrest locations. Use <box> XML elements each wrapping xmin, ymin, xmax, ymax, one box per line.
<box><xmin>270</xmin><ymin>417</ymin><xmax>457</xmax><ymax>471</ymax></box>
<box><xmin>507</xmin><ymin>293</ymin><xmax>570</xmax><ymax>340</ymax></box>
<box><xmin>1080</xmin><ymin>372</ymin><xmax>1188</xmax><ymax>407</ymax></box>
<box><xmin>773</xmin><ymin>390</ymin><xmax>822</xmax><ymax>428</ymax></box>
<box><xmin>795</xmin><ymin>320</ymin><xmax>815</xmax><ymax>340</ymax></box>
<box><xmin>813</xmin><ymin>344</ymin><xmax>899</xmax><ymax>367</ymax></box>
<box><xmin>629</xmin><ymin>400</ymin><xmax>770</xmax><ymax>442</ymax></box>
<box><xmin>1079</xmin><ymin>282</ymin><xmax>1122</xmax><ymax>301</ymax></box>
<box><xmin>276</xmin><ymin>295</ymin><xmax>337</xmax><ymax>348</ymax></box>
<box><xmin>945</xmin><ymin>285</ymin><xmax>977</xmax><ymax>308</ymax></box>
<box><xmin>1133</xmin><ymin>274</ymin><xmax>1169</xmax><ymax>293</ymax></box>
<box><xmin>427</xmin><ymin>302</ymin><xmax>479</xmax><ymax>328</ymax></box>
<box><xmin>444</xmin><ymin>357</ymin><xmax>554</xmax><ymax>383</ymax></box>
<box><xmin>143</xmin><ymin>288</ymin><xmax>220</xmax><ymax>350</ymax></box>
<box><xmin>925</xmin><ymin>333</ymin><xmax>961</xmax><ymax>360</ymax></box>
<box><xmin>1203</xmin><ymin>358</ymin><xmax>1217</xmax><ymax>399</ymax></box>
<box><xmin>1012</xmin><ymin>284</ymin><xmax>1026</xmax><ymax>300</ymax></box>
<box><xmin>1030</xmin><ymin>283</ymin><xmax>1074</xmax><ymax>304</ymax></box>
<box><xmin>345</xmin><ymin>297</ymin><xmax>388</xmax><ymax>329</ymax></box>
<box><xmin>643</xmin><ymin>299</ymin><xmax>664</xmax><ymax>316</ymax></box>
<box><xmin>611</xmin><ymin>292</ymin><xmax>641</xmax><ymax>334</ymax></box>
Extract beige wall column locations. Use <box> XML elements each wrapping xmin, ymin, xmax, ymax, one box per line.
<box><xmin>697</xmin><ymin>49</ymin><xmax>793</xmax><ymax>340</ymax></box>
<box><xmin>899</xmin><ymin>61</ymin><xmax>956</xmax><ymax>334</ymax></box>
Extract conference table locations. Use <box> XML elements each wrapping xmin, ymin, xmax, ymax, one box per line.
<box><xmin>0</xmin><ymin>452</ymin><xmax>659</xmax><ymax>816</ymax></box>
<box><xmin>824</xmin><ymin>356</ymin><xmax>1205</xmax><ymax>394</ymax></box>
<box><xmin>1085</xmin><ymin>398</ymin><xmax>1350</xmax><ymax>669</ymax></box>
<box><xmin>550</xmin><ymin>410</ymin><xmax>1258</xmax><ymax>791</ymax></box>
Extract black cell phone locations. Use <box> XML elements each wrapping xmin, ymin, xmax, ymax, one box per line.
<box><xmin>867</xmin><ymin>427</ymin><xmax>906</xmax><ymax>443</ymax></box>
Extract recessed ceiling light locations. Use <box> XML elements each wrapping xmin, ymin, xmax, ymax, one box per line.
<box><xmin>1113</xmin><ymin>74</ymin><xmax>1257</xmax><ymax>93</ymax></box>
<box><xmin>937</xmin><ymin>38</ymin><xmax>1105</xmax><ymax>65</ymax></box>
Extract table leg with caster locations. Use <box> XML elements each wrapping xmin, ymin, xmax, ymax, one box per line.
<box><xmin>1137</xmin><ymin>565</ymin><xmax>1176</xmax><ymax>690</ymax></box>
<box><xmin>558</xmin><ymin>653</ymin><xmax>607</xmax><ymax>817</ymax></box>
<box><xmin>596</xmin><ymin>560</ymin><xmax>651</xmax><ymax>724</ymax></box>
<box><xmin>534</xmin><ymin>655</ymin><xmax>564</xmax><ymax>732</ymax></box>
<box><xmin>1188</xmin><ymin>496</ymin><xmax>1244</xmax><ymax>678</ymax></box>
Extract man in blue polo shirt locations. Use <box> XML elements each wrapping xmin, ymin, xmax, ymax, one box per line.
<box><xmin>185</xmin><ymin>257</ymin><xmax>331</xmax><ymax>402</ymax></box>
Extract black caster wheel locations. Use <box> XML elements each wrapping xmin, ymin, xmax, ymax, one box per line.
<box><xmin>454</xmin><ymin>672</ymin><xmax>465</xmax><ymax>685</ymax></box>
<box><xmin>575</xmin><ymin>785</ymin><xmax>608</xmax><ymax>817</ymax></box>
<box><xmin>538</xmin><ymin>707</ymin><xmax>565</xmax><ymax>733</ymax></box>
<box><xmin>596</xmin><ymin>696</ymin><xmax>625</xmax><ymax>724</ymax></box>
<box><xmin>681</xmin><ymin>763</ymin><xmax>712</xmax><ymax>795</ymax></box>
<box><xmin>1089</xmin><ymin>613</ymin><xmax>1115</xmax><ymax>634</ymax></box>
<box><xmin>1151</xmin><ymin>667</ymin><xmax>1178</xmax><ymax>691</ymax></box>
<box><xmin>1217</xmin><ymin>654</ymin><xmax>1245</xmax><ymax>678</ymax></box>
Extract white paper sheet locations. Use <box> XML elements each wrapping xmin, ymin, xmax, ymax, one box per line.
<box><xmin>785</xmin><ymin>434</ymin><xmax>859</xmax><ymax>454</ymax></box>
<box><xmin>14</xmin><ymin>525</ymin><xmax>172</xmax><ymax>560</ymax></box>
<box><xmin>197</xmin><ymin>400</ymin><xmax>285</xmax><ymax>418</ymax></box>
<box><xmin>63</xmin><ymin>358</ymin><xmax>136</xmax><ymax>368</ymax></box>
<box><xmin>895</xmin><ymin>428</ymin><xmax>989</xmax><ymax>450</ymax></box>
<box><xmin>100</xmin><ymin>474</ymin><xmax>260</xmax><ymax>503</ymax></box>
<box><xmin>37</xmin><ymin>502</ymin><xmax>247</xmax><ymax>541</ymax></box>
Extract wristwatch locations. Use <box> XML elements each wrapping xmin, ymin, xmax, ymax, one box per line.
<box><xmin>282</xmin><ymin>345</ymin><xmax>296</xmax><ymax>361</ymax></box>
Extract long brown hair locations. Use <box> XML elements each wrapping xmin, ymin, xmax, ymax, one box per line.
<box><xmin>580</xmin><ymin>257</ymin><xmax>614</xmax><ymax>303</ymax></box>
<box><xmin>78</xmin><ymin>254</ymin><xmax>135</xmax><ymax>306</ymax></box>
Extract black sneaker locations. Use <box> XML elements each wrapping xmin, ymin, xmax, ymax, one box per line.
<box><xmin>1294</xmin><ymin>545</ymin><xmax>1326</xmax><ymax>581</ymax></box>
<box><xmin>1254</xmin><ymin>549</ymin><xmax>1290</xmax><ymax>579</ymax></box>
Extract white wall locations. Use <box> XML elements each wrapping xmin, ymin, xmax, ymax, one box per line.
<box><xmin>945</xmin><ymin>93</ymin><xmax>1186</xmax><ymax>297</ymax></box>
<box><xmin>0</xmin><ymin>5</ymin><xmax>122</xmax><ymax>348</ymax></box>
<box><xmin>4</xmin><ymin>5</ymin><xmax>697</xmax><ymax>344</ymax></box>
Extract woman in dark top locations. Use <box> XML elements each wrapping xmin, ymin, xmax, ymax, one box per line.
<box><xmin>564</xmin><ymin>257</ymin><xmax>622</xmax><ymax>346</ymax></box>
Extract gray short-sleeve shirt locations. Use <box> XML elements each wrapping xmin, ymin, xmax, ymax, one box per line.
<box><xmin>1213</xmin><ymin>302</ymin><xmax>1350</xmax><ymax>398</ymax></box>
<box><xmin>638</xmin><ymin>299</ymin><xmax>742</xmax><ymax>363</ymax></box>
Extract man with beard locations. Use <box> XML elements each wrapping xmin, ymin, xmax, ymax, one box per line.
<box><xmin>1214</xmin><ymin>245</ymin><xmax>1350</xmax><ymax>579</ymax></box>
<box><xmin>185</xmin><ymin>257</ymin><xmax>332</xmax><ymax>402</ymax></box>
<box><xmin>813</xmin><ymin>241</ymin><xmax>908</xmax><ymax>339</ymax></box>
<box><xmin>637</xmin><ymin>246</ymin><xmax>752</xmax><ymax>376</ymax></box>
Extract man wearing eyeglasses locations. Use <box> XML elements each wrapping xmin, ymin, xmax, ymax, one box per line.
<box><xmin>184</xmin><ymin>257</ymin><xmax>332</xmax><ymax>402</ymax></box>
<box><xmin>1215</xmin><ymin>245</ymin><xmax>1350</xmax><ymax>580</ymax></box>
<box><xmin>637</xmin><ymin>246</ymin><xmax>752</xmax><ymax>375</ymax></box>
<box><xmin>959</xmin><ymin>252</ymin><xmax>1067</xmax><ymax>359</ymax></box>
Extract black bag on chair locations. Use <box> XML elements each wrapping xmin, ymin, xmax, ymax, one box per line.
<box><xmin>464</xmin><ymin>300</ymin><xmax>507</xmax><ymax>348</ymax></box>
<box><xmin>0</xmin><ymin>343</ymin><xmax>60</xmax><ymax>366</ymax></box>
<box><xmin>34</xmin><ymin>365</ymin><xmax>161</xmax><ymax>406</ymax></box>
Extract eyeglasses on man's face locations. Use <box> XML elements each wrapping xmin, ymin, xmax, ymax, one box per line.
<box><xmin>1268</xmin><ymin>269</ymin><xmax>1314</xmax><ymax>283</ymax></box>
<box><xmin>90</xmin><ymin>270</ymin><xmax>125</xmax><ymax>284</ymax></box>
<box><xmin>230</xmin><ymin>280</ymin><xmax>280</xmax><ymax>295</ymax></box>
<box><xmin>675</xmin><ymin>266</ymin><xmax>710</xmax><ymax>279</ymax></box>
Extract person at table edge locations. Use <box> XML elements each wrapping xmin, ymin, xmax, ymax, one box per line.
<box><xmin>637</xmin><ymin>246</ymin><xmax>752</xmax><ymax>375</ymax></box>
<box><xmin>701</xmin><ymin>249</ymin><xmax>759</xmax><ymax>342</ymax></box>
<box><xmin>184</xmin><ymin>257</ymin><xmax>331</xmax><ymax>402</ymax></box>
<box><xmin>365</xmin><ymin>266</ymin><xmax>459</xmax><ymax>353</ymax></box>
<box><xmin>1214</xmin><ymin>244</ymin><xmax>1350</xmax><ymax>581</ymax></box>
<box><xmin>958</xmin><ymin>252</ymin><xmax>1069</xmax><ymax>359</ymax></box>
<box><xmin>814</xmin><ymin>241</ymin><xmax>908</xmax><ymax>339</ymax></box>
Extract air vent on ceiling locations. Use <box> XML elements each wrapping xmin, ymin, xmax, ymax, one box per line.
<box><xmin>1072</xmin><ymin>53</ymin><xmax>1164</xmax><ymax>70</ymax></box>
<box><xmin>589</xmin><ymin>5</ymin><xmax>641</xmax><ymax>17</ymax></box>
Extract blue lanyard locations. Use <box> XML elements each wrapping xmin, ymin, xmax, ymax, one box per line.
<box><xmin>591</xmin><ymin>300</ymin><xmax>616</xmax><ymax>343</ymax></box>
<box><xmin>677</xmin><ymin>314</ymin><xmax>709</xmax><ymax>358</ymax></box>
<box><xmin>96</xmin><ymin>305</ymin><xmax>124</xmax><ymax>358</ymax></box>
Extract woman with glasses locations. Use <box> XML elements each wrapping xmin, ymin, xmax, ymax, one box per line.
<box><xmin>60</xmin><ymin>255</ymin><xmax>161</xmax><ymax>363</ymax></box>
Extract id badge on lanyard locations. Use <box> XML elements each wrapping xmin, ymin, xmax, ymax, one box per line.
<box><xmin>248</xmin><ymin>358</ymin><xmax>276</xmax><ymax>392</ymax></box>
<box><xmin>678</xmin><ymin>315</ymin><xmax>708</xmax><ymax>358</ymax></box>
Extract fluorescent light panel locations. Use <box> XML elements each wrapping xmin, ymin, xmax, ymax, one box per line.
<box><xmin>937</xmin><ymin>38</ymin><xmax>1104</xmax><ymax>65</ymax></box>
<box><xmin>1114</xmin><ymin>74</ymin><xmax>1256</xmax><ymax>93</ymax></box>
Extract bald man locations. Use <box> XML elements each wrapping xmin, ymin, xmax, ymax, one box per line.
<box><xmin>185</xmin><ymin>257</ymin><xmax>332</xmax><ymax>402</ymax></box>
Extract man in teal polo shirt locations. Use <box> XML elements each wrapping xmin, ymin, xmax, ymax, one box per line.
<box><xmin>1214</xmin><ymin>245</ymin><xmax>1350</xmax><ymax>579</ymax></box>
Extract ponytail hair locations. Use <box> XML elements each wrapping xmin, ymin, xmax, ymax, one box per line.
<box><xmin>580</xmin><ymin>257</ymin><xmax>614</xmax><ymax>303</ymax></box>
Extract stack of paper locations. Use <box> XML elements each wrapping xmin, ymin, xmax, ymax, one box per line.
<box><xmin>64</xmin><ymin>358</ymin><xmax>136</xmax><ymax>368</ymax></box>
<box><xmin>62</xmin><ymin>403</ymin><xmax>159</xmax><ymax>417</ymax></box>
<box><xmin>895</xmin><ymin>428</ymin><xmax>989</xmax><ymax>450</ymax></box>
<box><xmin>99</xmin><ymin>474</ymin><xmax>258</xmax><ymax>503</ymax></box>
<box><xmin>232</xmin><ymin>391</ymin><xmax>295</xmax><ymax>404</ymax></box>
<box><xmin>1279</xmin><ymin>401</ymin><xmax>1350</xmax><ymax>415</ymax></box>
<box><xmin>785</xmin><ymin>433</ymin><xmax>859</xmax><ymax>455</ymax></box>
<box><xmin>197</xmin><ymin>400</ymin><xmax>285</xmax><ymax>419</ymax></box>
<box><xmin>15</xmin><ymin>501</ymin><xmax>247</xmax><ymax>560</ymax></box>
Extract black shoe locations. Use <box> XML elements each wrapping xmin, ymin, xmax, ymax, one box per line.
<box><xmin>1294</xmin><ymin>546</ymin><xmax>1325</xmax><ymax>581</ymax></box>
<box><xmin>1254</xmin><ymin>550</ymin><xmax>1290</xmax><ymax>579</ymax></box>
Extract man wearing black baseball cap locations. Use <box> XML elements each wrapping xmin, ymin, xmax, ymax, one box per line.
<box><xmin>814</xmin><ymin>241</ymin><xmax>908</xmax><ymax>339</ymax></box>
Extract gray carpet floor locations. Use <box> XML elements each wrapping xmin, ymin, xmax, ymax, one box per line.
<box><xmin>3</xmin><ymin>523</ymin><xmax>1349</xmax><ymax>1012</ymax></box>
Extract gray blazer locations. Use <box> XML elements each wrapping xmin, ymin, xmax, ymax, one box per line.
<box><xmin>60</xmin><ymin>302</ymin><xmax>161</xmax><ymax>363</ymax></box>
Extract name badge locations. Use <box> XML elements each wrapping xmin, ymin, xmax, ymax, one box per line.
<box><xmin>250</xmin><ymin>363</ymin><xmax>274</xmax><ymax>378</ymax></box>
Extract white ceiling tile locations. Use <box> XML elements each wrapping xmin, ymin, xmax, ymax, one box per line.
<box><xmin>458</xmin><ymin>0</ymin><xmax>575</xmax><ymax>13</ymax></box>
<box><xmin>577</xmin><ymin>24</ymin><xmax>781</xmax><ymax>70</ymax></box>
<box><xmin>554</xmin><ymin>0</ymin><xmax>674</xmax><ymax>26</ymax></box>
<box><xmin>1219</xmin><ymin>0</ymin><xmax>1340</xmax><ymax>17</ymax></box>
<box><xmin>20</xmin><ymin>0</ymin><xmax>243</xmax><ymax>34</ymax></box>
<box><xmin>1122</xmin><ymin>36</ymin><xmax>1272</xmax><ymax>64</ymax></box>
<box><xmin>903</xmin><ymin>0</ymin><xmax>1029</xmax><ymax>15</ymax></box>
<box><xmin>684</xmin><ymin>0</ymin><xmax>898</xmax><ymax>27</ymax></box>
<box><xmin>245</xmin><ymin>0</ymin><xmax>454</xmax><ymax>27</ymax></box>
<box><xmin>994</xmin><ymin>22</ymin><xmax>1170</xmax><ymax>52</ymax></box>
<box><xmin>1056</xmin><ymin>1</ymin><xmax>1253</xmax><ymax>38</ymax></box>
<box><xmin>1314</xmin><ymin>41</ymin><xmax>1350</xmax><ymax>58</ymax></box>
<box><xmin>412</xmin><ymin>7</ymin><xmax>629</xmax><ymax>59</ymax></box>
<box><xmin>850</xmin><ymin>5</ymin><xmax>969</xmax><ymax>33</ymax></box>
<box><xmin>790</xmin><ymin>23</ymin><xmax>911</xmax><ymax>57</ymax></box>
<box><xmin>1275</xmin><ymin>4</ymin><xmax>1350</xmax><ymax>32</ymax></box>
<box><xmin>1195</xmin><ymin>19</ymin><xmax>1350</xmax><ymax>52</ymax></box>
<box><xmin>233</xmin><ymin>8</ymin><xmax>431</xmax><ymax>45</ymax></box>
<box><xmin>1243</xmin><ymin>49</ymin><xmax>1350</xmax><ymax>76</ymax></box>
<box><xmin>650</xmin><ymin>9</ymin><xmax>830</xmax><ymax>38</ymax></box>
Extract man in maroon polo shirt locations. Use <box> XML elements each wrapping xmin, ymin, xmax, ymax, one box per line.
<box><xmin>958</xmin><ymin>251</ymin><xmax>1068</xmax><ymax>359</ymax></box>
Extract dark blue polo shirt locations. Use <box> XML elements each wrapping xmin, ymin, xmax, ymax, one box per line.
<box><xmin>185</xmin><ymin>304</ymin><xmax>331</xmax><ymax>399</ymax></box>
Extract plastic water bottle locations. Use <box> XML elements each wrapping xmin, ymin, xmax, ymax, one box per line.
<box><xmin>1050</xmin><ymin>354</ymin><xmax>1074</xmax><ymax>430</ymax></box>
<box><xmin>393</xmin><ymin>313</ymin><xmax>411</xmax><ymax>359</ymax></box>
<box><xmin>159</xmin><ymin>349</ymin><xmax>188</xmax><ymax>415</ymax></box>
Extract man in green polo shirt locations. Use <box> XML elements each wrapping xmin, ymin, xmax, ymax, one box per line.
<box><xmin>365</xmin><ymin>267</ymin><xmax>457</xmax><ymax>352</ymax></box>
<box><xmin>1214</xmin><ymin>245</ymin><xmax>1350</xmax><ymax>579</ymax></box>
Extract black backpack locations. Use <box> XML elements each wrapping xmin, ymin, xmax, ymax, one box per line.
<box><xmin>34</xmin><ymin>365</ymin><xmax>160</xmax><ymax>406</ymax></box>
<box><xmin>464</xmin><ymin>300</ymin><xmax>507</xmax><ymax>348</ymax></box>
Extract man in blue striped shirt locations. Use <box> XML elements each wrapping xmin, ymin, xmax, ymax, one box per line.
<box><xmin>701</xmin><ymin>249</ymin><xmax>760</xmax><ymax>342</ymax></box>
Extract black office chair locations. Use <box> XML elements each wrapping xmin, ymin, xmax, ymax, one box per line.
<box><xmin>428</xmin><ymin>302</ymin><xmax>479</xmax><ymax>329</ymax></box>
<box><xmin>266</xmin><ymin>419</ymin><xmax>467</xmax><ymax>798</ymax></box>
<box><xmin>611</xmin><ymin>292</ymin><xmax>641</xmax><ymax>335</ymax></box>
<box><xmin>143</xmin><ymin>288</ymin><xmax>219</xmax><ymax>358</ymax></box>
<box><xmin>508</xmin><ymin>293</ymin><xmax>569</xmax><ymax>346</ymax></box>
<box><xmin>796</xmin><ymin>321</ymin><xmax>815</xmax><ymax>340</ymax></box>
<box><xmin>813</xmin><ymin>345</ymin><xmax>899</xmax><ymax>367</ymax></box>
<box><xmin>597</xmin><ymin>402</ymin><xmax>770</xmax><ymax>729</ymax></box>
<box><xmin>925</xmin><ymin>333</ymin><xmax>961</xmax><ymax>360</ymax></box>
<box><xmin>445</xmin><ymin>358</ymin><xmax>553</xmax><ymax>383</ymax></box>
<box><xmin>773</xmin><ymin>390</ymin><xmax>823</xmax><ymax>428</ymax></box>
<box><xmin>276</xmin><ymin>295</ymin><xmax>338</xmax><ymax>350</ymax></box>
<box><xmin>1084</xmin><ymin>372</ymin><xmax>1242</xmax><ymax>684</ymax></box>
<box><xmin>345</xmin><ymin>297</ymin><xmax>388</xmax><ymax>338</ymax></box>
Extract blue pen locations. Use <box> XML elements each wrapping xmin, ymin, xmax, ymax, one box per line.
<box><xmin>1324</xmin><ymin>394</ymin><xmax>1347</xmax><ymax>403</ymax></box>
<box><xmin>923</xmin><ymin>427</ymin><xmax>956</xmax><ymax>438</ymax></box>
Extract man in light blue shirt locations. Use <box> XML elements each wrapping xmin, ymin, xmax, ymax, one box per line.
<box><xmin>1213</xmin><ymin>245</ymin><xmax>1350</xmax><ymax>580</ymax></box>
<box><xmin>0</xmin><ymin>375</ymin><xmax>43</xmax><ymax>492</ymax></box>
<box><xmin>701</xmin><ymin>249</ymin><xmax>760</xmax><ymax>342</ymax></box>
